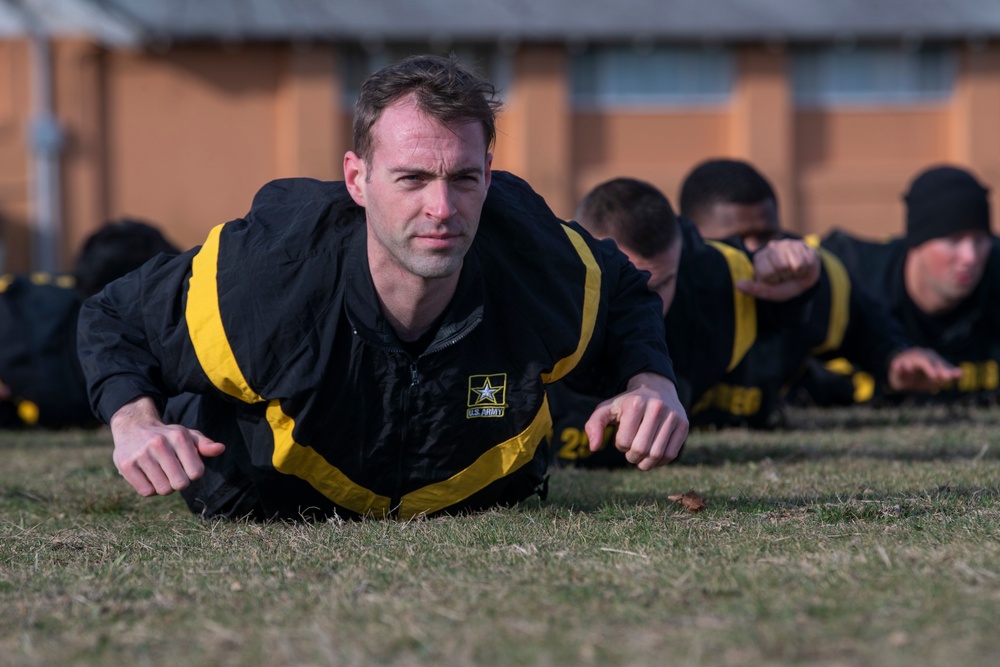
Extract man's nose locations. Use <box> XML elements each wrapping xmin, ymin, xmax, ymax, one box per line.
<box><xmin>425</xmin><ymin>180</ymin><xmax>457</xmax><ymax>221</ymax></box>
<box><xmin>955</xmin><ymin>237</ymin><xmax>979</xmax><ymax>265</ymax></box>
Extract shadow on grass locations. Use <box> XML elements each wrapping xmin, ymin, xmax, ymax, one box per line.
<box><xmin>776</xmin><ymin>402</ymin><xmax>1000</xmax><ymax>430</ymax></box>
<box><xmin>674</xmin><ymin>441</ymin><xmax>998</xmax><ymax>467</ymax></box>
<box><xmin>553</xmin><ymin>436</ymin><xmax>999</xmax><ymax>472</ymax></box>
<box><xmin>542</xmin><ymin>474</ymin><xmax>1000</xmax><ymax>516</ymax></box>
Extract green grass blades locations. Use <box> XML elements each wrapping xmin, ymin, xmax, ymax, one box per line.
<box><xmin>1</xmin><ymin>405</ymin><xmax>998</xmax><ymax>666</ymax></box>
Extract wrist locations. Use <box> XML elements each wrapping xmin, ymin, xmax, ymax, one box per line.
<box><xmin>110</xmin><ymin>396</ymin><xmax>162</xmax><ymax>430</ymax></box>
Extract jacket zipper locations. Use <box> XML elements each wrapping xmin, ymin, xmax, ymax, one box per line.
<box><xmin>389</xmin><ymin>357</ymin><xmax>421</xmax><ymax>515</ymax></box>
<box><xmin>423</xmin><ymin>313</ymin><xmax>483</xmax><ymax>355</ymax></box>
<box><xmin>351</xmin><ymin>313</ymin><xmax>482</xmax><ymax>516</ymax></box>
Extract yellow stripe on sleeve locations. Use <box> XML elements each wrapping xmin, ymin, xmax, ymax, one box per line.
<box><xmin>824</xmin><ymin>358</ymin><xmax>874</xmax><ymax>403</ymax></box>
<box><xmin>706</xmin><ymin>241</ymin><xmax>757</xmax><ymax>372</ymax></box>
<box><xmin>804</xmin><ymin>236</ymin><xmax>850</xmax><ymax>355</ymax></box>
<box><xmin>541</xmin><ymin>225</ymin><xmax>601</xmax><ymax>384</ymax></box>
<box><xmin>18</xmin><ymin>400</ymin><xmax>40</xmax><ymax>426</ymax></box>
<box><xmin>186</xmin><ymin>223</ymin><xmax>393</xmax><ymax>515</ymax></box>
<box><xmin>186</xmin><ymin>223</ymin><xmax>264</xmax><ymax>404</ymax></box>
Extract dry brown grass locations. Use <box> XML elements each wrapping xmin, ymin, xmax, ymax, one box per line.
<box><xmin>1</xmin><ymin>405</ymin><xmax>998</xmax><ymax>666</ymax></box>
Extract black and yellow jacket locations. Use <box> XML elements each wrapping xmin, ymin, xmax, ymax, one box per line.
<box><xmin>551</xmin><ymin>218</ymin><xmax>774</xmax><ymax>466</ymax></box>
<box><xmin>797</xmin><ymin>230</ymin><xmax>1000</xmax><ymax>404</ymax></box>
<box><xmin>0</xmin><ymin>273</ymin><xmax>96</xmax><ymax>428</ymax></box>
<box><xmin>691</xmin><ymin>233</ymin><xmax>908</xmax><ymax>428</ymax></box>
<box><xmin>78</xmin><ymin>171</ymin><xmax>673</xmax><ymax>519</ymax></box>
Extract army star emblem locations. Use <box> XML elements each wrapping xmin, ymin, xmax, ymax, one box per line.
<box><xmin>467</xmin><ymin>374</ymin><xmax>508</xmax><ymax>418</ymax></box>
<box><xmin>473</xmin><ymin>378</ymin><xmax>501</xmax><ymax>404</ymax></box>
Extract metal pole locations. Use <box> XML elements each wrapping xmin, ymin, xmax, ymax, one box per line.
<box><xmin>29</xmin><ymin>30</ymin><xmax>64</xmax><ymax>273</ymax></box>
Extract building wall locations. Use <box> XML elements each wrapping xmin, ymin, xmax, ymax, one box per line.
<box><xmin>0</xmin><ymin>39</ymin><xmax>998</xmax><ymax>271</ymax></box>
<box><xmin>0</xmin><ymin>39</ymin><xmax>348</xmax><ymax>272</ymax></box>
<box><xmin>0</xmin><ymin>39</ymin><xmax>31</xmax><ymax>273</ymax></box>
<box><xmin>78</xmin><ymin>42</ymin><xmax>345</xmax><ymax>259</ymax></box>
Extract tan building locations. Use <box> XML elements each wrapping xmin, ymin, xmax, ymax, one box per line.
<box><xmin>1</xmin><ymin>0</ymin><xmax>999</xmax><ymax>272</ymax></box>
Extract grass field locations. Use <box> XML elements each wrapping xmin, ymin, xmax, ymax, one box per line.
<box><xmin>1</xmin><ymin>404</ymin><xmax>999</xmax><ymax>666</ymax></box>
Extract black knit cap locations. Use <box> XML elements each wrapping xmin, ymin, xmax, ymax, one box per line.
<box><xmin>904</xmin><ymin>165</ymin><xmax>991</xmax><ymax>248</ymax></box>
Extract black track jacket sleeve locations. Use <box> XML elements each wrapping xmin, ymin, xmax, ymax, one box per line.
<box><xmin>806</xmin><ymin>233</ymin><xmax>909</xmax><ymax>377</ymax></box>
<box><xmin>78</xmin><ymin>245</ymin><xmax>208</xmax><ymax>422</ymax></box>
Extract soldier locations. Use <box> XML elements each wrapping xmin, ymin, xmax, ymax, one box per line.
<box><xmin>78</xmin><ymin>56</ymin><xmax>688</xmax><ymax>520</ymax></box>
<box><xmin>550</xmin><ymin>177</ymin><xmax>823</xmax><ymax>466</ymax></box>
<box><xmin>803</xmin><ymin>165</ymin><xmax>999</xmax><ymax>404</ymax></box>
<box><xmin>0</xmin><ymin>219</ymin><xmax>177</xmax><ymax>428</ymax></box>
<box><xmin>679</xmin><ymin>158</ymin><xmax>958</xmax><ymax>423</ymax></box>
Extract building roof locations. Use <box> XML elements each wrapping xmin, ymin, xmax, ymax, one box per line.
<box><xmin>3</xmin><ymin>0</ymin><xmax>1000</xmax><ymax>45</ymax></box>
<box><xmin>0</xmin><ymin>0</ymin><xmax>135</xmax><ymax>42</ymax></box>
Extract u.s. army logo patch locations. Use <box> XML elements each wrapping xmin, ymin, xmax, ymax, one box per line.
<box><xmin>467</xmin><ymin>374</ymin><xmax>507</xmax><ymax>418</ymax></box>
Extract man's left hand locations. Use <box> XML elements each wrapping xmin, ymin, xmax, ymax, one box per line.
<box><xmin>888</xmin><ymin>347</ymin><xmax>963</xmax><ymax>393</ymax></box>
<box><xmin>585</xmin><ymin>372</ymin><xmax>689</xmax><ymax>470</ymax></box>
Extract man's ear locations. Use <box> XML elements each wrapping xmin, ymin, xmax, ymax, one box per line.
<box><xmin>484</xmin><ymin>153</ymin><xmax>493</xmax><ymax>190</ymax></box>
<box><xmin>344</xmin><ymin>151</ymin><xmax>366</xmax><ymax>207</ymax></box>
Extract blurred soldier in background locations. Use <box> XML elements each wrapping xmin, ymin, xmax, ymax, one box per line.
<box><xmin>0</xmin><ymin>219</ymin><xmax>178</xmax><ymax>428</ymax></box>
<box><xmin>549</xmin><ymin>176</ymin><xmax>823</xmax><ymax>466</ymax></box>
<box><xmin>679</xmin><ymin>158</ymin><xmax>959</xmax><ymax>421</ymax></box>
<box><xmin>800</xmin><ymin>165</ymin><xmax>999</xmax><ymax>405</ymax></box>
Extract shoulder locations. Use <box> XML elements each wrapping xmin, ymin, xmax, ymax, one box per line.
<box><xmin>480</xmin><ymin>171</ymin><xmax>575</xmax><ymax>245</ymax></box>
<box><xmin>677</xmin><ymin>219</ymin><xmax>751</xmax><ymax>289</ymax></box>
<box><xmin>989</xmin><ymin>236</ymin><xmax>1000</xmax><ymax>267</ymax></box>
<box><xmin>218</xmin><ymin>178</ymin><xmax>361</xmax><ymax>263</ymax></box>
<box><xmin>821</xmin><ymin>229</ymin><xmax>903</xmax><ymax>276</ymax></box>
<box><xmin>822</xmin><ymin>229</ymin><xmax>902</xmax><ymax>255</ymax></box>
<box><xmin>0</xmin><ymin>273</ymin><xmax>79</xmax><ymax>311</ymax></box>
<box><xmin>249</xmin><ymin>177</ymin><xmax>350</xmax><ymax>208</ymax></box>
<box><xmin>479</xmin><ymin>171</ymin><xmax>615</xmax><ymax>273</ymax></box>
<box><xmin>984</xmin><ymin>238</ymin><xmax>1000</xmax><ymax>289</ymax></box>
<box><xmin>0</xmin><ymin>274</ymin><xmax>80</xmax><ymax>345</ymax></box>
<box><xmin>245</xmin><ymin>177</ymin><xmax>357</xmax><ymax>238</ymax></box>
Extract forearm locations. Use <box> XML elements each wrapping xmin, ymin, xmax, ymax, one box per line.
<box><xmin>78</xmin><ymin>285</ymin><xmax>171</xmax><ymax>422</ymax></box>
<box><xmin>836</xmin><ymin>288</ymin><xmax>910</xmax><ymax>380</ymax></box>
<box><xmin>77</xmin><ymin>250</ymin><xmax>204</xmax><ymax>423</ymax></box>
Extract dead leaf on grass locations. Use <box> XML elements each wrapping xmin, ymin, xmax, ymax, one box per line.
<box><xmin>668</xmin><ymin>490</ymin><xmax>707</xmax><ymax>513</ymax></box>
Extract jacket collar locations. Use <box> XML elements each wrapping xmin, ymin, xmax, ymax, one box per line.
<box><xmin>344</xmin><ymin>224</ymin><xmax>484</xmax><ymax>352</ymax></box>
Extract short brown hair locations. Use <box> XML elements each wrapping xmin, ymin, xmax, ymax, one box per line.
<box><xmin>353</xmin><ymin>54</ymin><xmax>502</xmax><ymax>164</ymax></box>
<box><xmin>575</xmin><ymin>178</ymin><xmax>679</xmax><ymax>259</ymax></box>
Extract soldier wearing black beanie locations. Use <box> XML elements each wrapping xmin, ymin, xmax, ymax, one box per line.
<box><xmin>801</xmin><ymin>163</ymin><xmax>1000</xmax><ymax>406</ymax></box>
<box><xmin>905</xmin><ymin>166</ymin><xmax>991</xmax><ymax>248</ymax></box>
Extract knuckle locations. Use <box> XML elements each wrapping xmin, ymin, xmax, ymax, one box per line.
<box><xmin>147</xmin><ymin>434</ymin><xmax>172</xmax><ymax>455</ymax></box>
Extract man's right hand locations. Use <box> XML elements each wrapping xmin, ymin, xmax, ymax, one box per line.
<box><xmin>110</xmin><ymin>396</ymin><xmax>225</xmax><ymax>497</ymax></box>
<box><xmin>736</xmin><ymin>239</ymin><xmax>821</xmax><ymax>302</ymax></box>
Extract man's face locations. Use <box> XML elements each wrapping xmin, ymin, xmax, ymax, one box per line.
<box><xmin>344</xmin><ymin>96</ymin><xmax>492</xmax><ymax>282</ymax></box>
<box><xmin>695</xmin><ymin>200</ymin><xmax>780</xmax><ymax>251</ymax></box>
<box><xmin>908</xmin><ymin>230</ymin><xmax>992</xmax><ymax>309</ymax></box>
<box><xmin>620</xmin><ymin>238</ymin><xmax>683</xmax><ymax>317</ymax></box>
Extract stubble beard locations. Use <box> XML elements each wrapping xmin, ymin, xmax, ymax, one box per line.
<box><xmin>403</xmin><ymin>246</ymin><xmax>467</xmax><ymax>280</ymax></box>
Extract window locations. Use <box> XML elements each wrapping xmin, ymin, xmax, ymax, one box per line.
<box><xmin>571</xmin><ymin>45</ymin><xmax>734</xmax><ymax>108</ymax></box>
<box><xmin>792</xmin><ymin>44</ymin><xmax>955</xmax><ymax>107</ymax></box>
